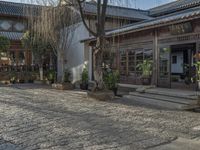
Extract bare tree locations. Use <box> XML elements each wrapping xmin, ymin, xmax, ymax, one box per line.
<box><xmin>75</xmin><ymin>0</ymin><xmax>108</xmax><ymax>89</ymax></box>
<box><xmin>22</xmin><ymin>0</ymin><xmax>80</xmax><ymax>82</ymax></box>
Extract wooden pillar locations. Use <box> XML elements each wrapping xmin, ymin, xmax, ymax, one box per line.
<box><xmin>153</xmin><ymin>29</ymin><xmax>158</xmax><ymax>86</ymax></box>
<box><xmin>126</xmin><ymin>50</ymin><xmax>129</xmax><ymax>76</ymax></box>
<box><xmin>25</xmin><ymin>50</ymin><xmax>28</xmax><ymax>65</ymax></box>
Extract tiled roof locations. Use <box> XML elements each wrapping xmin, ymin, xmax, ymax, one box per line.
<box><xmin>0</xmin><ymin>1</ymin><xmax>40</xmax><ymax>17</ymax></box>
<box><xmin>0</xmin><ymin>1</ymin><xmax>152</xmax><ymax>21</ymax></box>
<box><xmin>107</xmin><ymin>6</ymin><xmax>200</xmax><ymax>36</ymax></box>
<box><xmin>83</xmin><ymin>2</ymin><xmax>152</xmax><ymax>21</ymax></box>
<box><xmin>0</xmin><ymin>31</ymin><xmax>23</xmax><ymax>40</ymax></box>
<box><xmin>82</xmin><ymin>6</ymin><xmax>200</xmax><ymax>42</ymax></box>
<box><xmin>149</xmin><ymin>0</ymin><xmax>200</xmax><ymax>17</ymax></box>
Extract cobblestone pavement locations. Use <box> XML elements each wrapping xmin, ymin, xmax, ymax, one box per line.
<box><xmin>0</xmin><ymin>86</ymin><xmax>200</xmax><ymax>150</ymax></box>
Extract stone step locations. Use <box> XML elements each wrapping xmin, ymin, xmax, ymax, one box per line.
<box><xmin>129</xmin><ymin>92</ymin><xmax>199</xmax><ymax>105</ymax></box>
<box><xmin>123</xmin><ymin>95</ymin><xmax>199</xmax><ymax>110</ymax></box>
<box><xmin>117</xmin><ymin>84</ymin><xmax>154</xmax><ymax>95</ymax></box>
<box><xmin>143</xmin><ymin>88</ymin><xmax>199</xmax><ymax>100</ymax></box>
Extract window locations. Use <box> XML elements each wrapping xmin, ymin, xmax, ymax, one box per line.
<box><xmin>172</xmin><ymin>56</ymin><xmax>177</xmax><ymax>64</ymax></box>
<box><xmin>119</xmin><ymin>48</ymin><xmax>153</xmax><ymax>77</ymax></box>
<box><xmin>120</xmin><ymin>50</ymin><xmax>127</xmax><ymax>75</ymax></box>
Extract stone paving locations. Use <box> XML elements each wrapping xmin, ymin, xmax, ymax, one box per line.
<box><xmin>0</xmin><ymin>85</ymin><xmax>200</xmax><ymax>149</ymax></box>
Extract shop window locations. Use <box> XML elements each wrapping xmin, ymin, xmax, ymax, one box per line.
<box><xmin>128</xmin><ymin>50</ymin><xmax>135</xmax><ymax>72</ymax></box>
<box><xmin>144</xmin><ymin>49</ymin><xmax>153</xmax><ymax>60</ymax></box>
<box><xmin>119</xmin><ymin>48</ymin><xmax>153</xmax><ymax>77</ymax></box>
<box><xmin>120</xmin><ymin>50</ymin><xmax>127</xmax><ymax>75</ymax></box>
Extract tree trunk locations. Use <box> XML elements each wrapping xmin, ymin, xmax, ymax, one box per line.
<box><xmin>39</xmin><ymin>65</ymin><xmax>43</xmax><ymax>81</ymax></box>
<box><xmin>57</xmin><ymin>50</ymin><xmax>65</xmax><ymax>83</ymax></box>
<box><xmin>93</xmin><ymin>37</ymin><xmax>105</xmax><ymax>90</ymax></box>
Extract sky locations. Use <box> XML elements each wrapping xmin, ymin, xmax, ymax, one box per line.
<box><xmin>2</xmin><ymin>0</ymin><xmax>176</xmax><ymax>10</ymax></box>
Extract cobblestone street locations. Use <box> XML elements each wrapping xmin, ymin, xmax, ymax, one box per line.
<box><xmin>0</xmin><ymin>85</ymin><xmax>200</xmax><ymax>150</ymax></box>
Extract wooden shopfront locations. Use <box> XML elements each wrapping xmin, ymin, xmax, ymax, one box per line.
<box><xmin>114</xmin><ymin>18</ymin><xmax>200</xmax><ymax>90</ymax></box>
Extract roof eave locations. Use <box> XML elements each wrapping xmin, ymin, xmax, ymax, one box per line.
<box><xmin>81</xmin><ymin>15</ymin><xmax>200</xmax><ymax>43</ymax></box>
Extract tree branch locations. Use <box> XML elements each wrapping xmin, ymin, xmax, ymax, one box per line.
<box><xmin>76</xmin><ymin>0</ymin><xmax>97</xmax><ymax>37</ymax></box>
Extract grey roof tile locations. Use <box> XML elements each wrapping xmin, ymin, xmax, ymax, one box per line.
<box><xmin>83</xmin><ymin>2</ymin><xmax>152</xmax><ymax>20</ymax></box>
<box><xmin>149</xmin><ymin>0</ymin><xmax>200</xmax><ymax>16</ymax></box>
<box><xmin>0</xmin><ymin>1</ymin><xmax>40</xmax><ymax>17</ymax></box>
<box><xmin>0</xmin><ymin>31</ymin><xmax>23</xmax><ymax>40</ymax></box>
<box><xmin>82</xmin><ymin>6</ymin><xmax>200</xmax><ymax>42</ymax></box>
<box><xmin>108</xmin><ymin>6</ymin><xmax>200</xmax><ymax>36</ymax></box>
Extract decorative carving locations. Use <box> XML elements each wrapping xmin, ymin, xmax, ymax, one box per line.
<box><xmin>14</xmin><ymin>22</ymin><xmax>25</xmax><ymax>31</ymax></box>
<box><xmin>0</xmin><ymin>20</ymin><xmax>12</xmax><ymax>31</ymax></box>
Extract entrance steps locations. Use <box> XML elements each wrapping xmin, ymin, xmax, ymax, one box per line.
<box><xmin>119</xmin><ymin>84</ymin><xmax>200</xmax><ymax>110</ymax></box>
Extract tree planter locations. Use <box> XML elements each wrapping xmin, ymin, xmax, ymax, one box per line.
<box><xmin>28</xmin><ymin>80</ymin><xmax>34</xmax><ymax>83</ymax></box>
<box><xmin>112</xmin><ymin>87</ymin><xmax>118</xmax><ymax>96</ymax></box>
<box><xmin>52</xmin><ymin>83</ymin><xmax>73</xmax><ymax>90</ymax></box>
<box><xmin>10</xmin><ymin>80</ymin><xmax>16</xmax><ymax>84</ymax></box>
<box><xmin>141</xmin><ymin>77</ymin><xmax>151</xmax><ymax>85</ymax></box>
<box><xmin>34</xmin><ymin>80</ymin><xmax>44</xmax><ymax>84</ymax></box>
<box><xmin>197</xmin><ymin>81</ymin><xmax>200</xmax><ymax>91</ymax></box>
<box><xmin>19</xmin><ymin>79</ymin><xmax>25</xmax><ymax>83</ymax></box>
<box><xmin>80</xmin><ymin>83</ymin><xmax>88</xmax><ymax>90</ymax></box>
<box><xmin>88</xmin><ymin>90</ymin><xmax>115</xmax><ymax>101</ymax></box>
<box><xmin>46</xmin><ymin>80</ymin><xmax>54</xmax><ymax>85</ymax></box>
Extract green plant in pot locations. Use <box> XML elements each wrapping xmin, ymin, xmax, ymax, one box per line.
<box><xmin>103</xmin><ymin>70</ymin><xmax>120</xmax><ymax>96</ymax></box>
<box><xmin>80</xmin><ymin>67</ymin><xmax>89</xmax><ymax>90</ymax></box>
<box><xmin>10</xmin><ymin>72</ymin><xmax>17</xmax><ymax>84</ymax></box>
<box><xmin>47</xmin><ymin>70</ymin><xmax>56</xmax><ymax>84</ymax></box>
<box><xmin>137</xmin><ymin>59</ymin><xmax>153</xmax><ymax>85</ymax></box>
<box><xmin>194</xmin><ymin>61</ymin><xmax>200</xmax><ymax>90</ymax></box>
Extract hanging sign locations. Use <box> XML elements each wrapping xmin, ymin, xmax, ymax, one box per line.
<box><xmin>169</xmin><ymin>22</ymin><xmax>193</xmax><ymax>35</ymax></box>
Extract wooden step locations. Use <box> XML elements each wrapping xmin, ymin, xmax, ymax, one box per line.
<box><xmin>123</xmin><ymin>95</ymin><xmax>192</xmax><ymax>110</ymax></box>
<box><xmin>129</xmin><ymin>92</ymin><xmax>199</xmax><ymax>105</ymax></box>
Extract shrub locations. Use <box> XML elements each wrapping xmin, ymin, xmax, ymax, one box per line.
<box><xmin>81</xmin><ymin>67</ymin><xmax>88</xmax><ymax>84</ymax></box>
<box><xmin>0</xmin><ymin>36</ymin><xmax>10</xmax><ymax>53</ymax></box>
<box><xmin>103</xmin><ymin>70</ymin><xmax>120</xmax><ymax>90</ymax></box>
<box><xmin>47</xmin><ymin>70</ymin><xmax>56</xmax><ymax>83</ymax></box>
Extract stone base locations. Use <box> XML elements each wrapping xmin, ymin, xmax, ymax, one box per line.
<box><xmin>88</xmin><ymin>90</ymin><xmax>115</xmax><ymax>101</ymax></box>
<box><xmin>34</xmin><ymin>80</ymin><xmax>44</xmax><ymax>84</ymax></box>
<box><xmin>52</xmin><ymin>83</ymin><xmax>74</xmax><ymax>90</ymax></box>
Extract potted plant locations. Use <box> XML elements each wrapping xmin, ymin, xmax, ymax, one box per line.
<box><xmin>103</xmin><ymin>70</ymin><xmax>120</xmax><ymax>96</ymax></box>
<box><xmin>194</xmin><ymin>61</ymin><xmax>200</xmax><ymax>90</ymax></box>
<box><xmin>47</xmin><ymin>70</ymin><xmax>56</xmax><ymax>84</ymax></box>
<box><xmin>10</xmin><ymin>72</ymin><xmax>17</xmax><ymax>84</ymax></box>
<box><xmin>80</xmin><ymin>67</ymin><xmax>89</xmax><ymax>90</ymax></box>
<box><xmin>137</xmin><ymin>59</ymin><xmax>153</xmax><ymax>85</ymax></box>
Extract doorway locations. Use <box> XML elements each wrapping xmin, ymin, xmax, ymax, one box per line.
<box><xmin>170</xmin><ymin>43</ymin><xmax>196</xmax><ymax>90</ymax></box>
<box><xmin>158</xmin><ymin>43</ymin><xmax>197</xmax><ymax>90</ymax></box>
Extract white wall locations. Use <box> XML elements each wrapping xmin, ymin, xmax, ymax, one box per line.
<box><xmin>171</xmin><ymin>52</ymin><xmax>183</xmax><ymax>74</ymax></box>
<box><xmin>65</xmin><ymin>22</ymin><xmax>90</xmax><ymax>83</ymax></box>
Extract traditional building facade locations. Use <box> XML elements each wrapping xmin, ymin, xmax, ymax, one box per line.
<box><xmin>83</xmin><ymin>0</ymin><xmax>200</xmax><ymax>91</ymax></box>
<box><xmin>65</xmin><ymin>1</ymin><xmax>151</xmax><ymax>83</ymax></box>
<box><xmin>0</xmin><ymin>1</ymin><xmax>54</xmax><ymax>82</ymax></box>
<box><xmin>0</xmin><ymin>1</ymin><xmax>32</xmax><ymax>67</ymax></box>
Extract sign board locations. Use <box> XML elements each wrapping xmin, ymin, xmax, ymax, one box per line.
<box><xmin>169</xmin><ymin>22</ymin><xmax>193</xmax><ymax>35</ymax></box>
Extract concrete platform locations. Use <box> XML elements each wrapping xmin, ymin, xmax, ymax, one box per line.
<box><xmin>150</xmin><ymin>138</ymin><xmax>200</xmax><ymax>150</ymax></box>
<box><xmin>120</xmin><ymin>84</ymin><xmax>200</xmax><ymax>110</ymax></box>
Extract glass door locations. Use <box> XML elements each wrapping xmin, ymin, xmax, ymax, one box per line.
<box><xmin>158</xmin><ymin>47</ymin><xmax>171</xmax><ymax>88</ymax></box>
